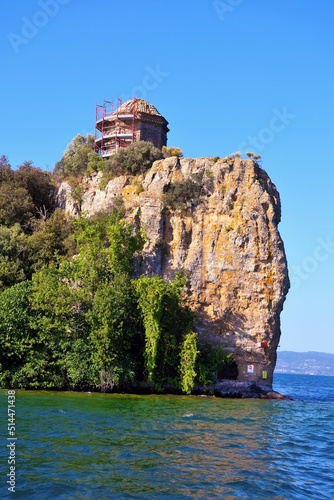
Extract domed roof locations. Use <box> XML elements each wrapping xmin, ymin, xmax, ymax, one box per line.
<box><xmin>115</xmin><ymin>98</ymin><xmax>163</xmax><ymax>117</ymax></box>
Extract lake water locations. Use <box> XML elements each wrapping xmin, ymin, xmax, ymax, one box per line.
<box><xmin>1</xmin><ymin>374</ymin><xmax>333</xmax><ymax>499</ymax></box>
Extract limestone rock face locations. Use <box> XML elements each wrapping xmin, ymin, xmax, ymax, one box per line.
<box><xmin>57</xmin><ymin>157</ymin><xmax>289</xmax><ymax>391</ymax></box>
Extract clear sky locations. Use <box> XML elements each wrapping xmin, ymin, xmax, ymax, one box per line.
<box><xmin>1</xmin><ymin>0</ymin><xmax>333</xmax><ymax>353</ymax></box>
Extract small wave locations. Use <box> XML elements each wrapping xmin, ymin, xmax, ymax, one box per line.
<box><xmin>182</xmin><ymin>413</ymin><xmax>193</xmax><ymax>418</ymax></box>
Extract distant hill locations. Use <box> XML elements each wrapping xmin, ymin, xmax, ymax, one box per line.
<box><xmin>275</xmin><ymin>351</ymin><xmax>334</xmax><ymax>376</ymax></box>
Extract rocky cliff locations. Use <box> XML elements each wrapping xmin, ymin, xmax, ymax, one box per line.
<box><xmin>57</xmin><ymin>156</ymin><xmax>290</xmax><ymax>396</ymax></box>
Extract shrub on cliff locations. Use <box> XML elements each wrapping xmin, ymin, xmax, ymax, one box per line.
<box><xmin>102</xmin><ymin>141</ymin><xmax>162</xmax><ymax>178</ymax></box>
<box><xmin>162</xmin><ymin>146</ymin><xmax>183</xmax><ymax>158</ymax></box>
<box><xmin>162</xmin><ymin>173</ymin><xmax>204</xmax><ymax>210</ymax></box>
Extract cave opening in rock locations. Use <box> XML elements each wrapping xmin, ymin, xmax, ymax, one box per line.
<box><xmin>217</xmin><ymin>360</ymin><xmax>238</xmax><ymax>380</ymax></box>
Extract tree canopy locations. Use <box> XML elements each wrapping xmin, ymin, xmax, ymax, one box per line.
<box><xmin>0</xmin><ymin>156</ymin><xmax>55</xmax><ymax>229</ymax></box>
<box><xmin>54</xmin><ymin>134</ymin><xmax>96</xmax><ymax>179</ymax></box>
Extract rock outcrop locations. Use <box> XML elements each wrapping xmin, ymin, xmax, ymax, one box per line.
<box><xmin>57</xmin><ymin>156</ymin><xmax>290</xmax><ymax>394</ymax></box>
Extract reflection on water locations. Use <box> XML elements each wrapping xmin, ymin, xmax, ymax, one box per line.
<box><xmin>1</xmin><ymin>377</ymin><xmax>333</xmax><ymax>499</ymax></box>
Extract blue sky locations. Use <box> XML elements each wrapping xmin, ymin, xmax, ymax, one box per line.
<box><xmin>1</xmin><ymin>0</ymin><xmax>334</xmax><ymax>354</ymax></box>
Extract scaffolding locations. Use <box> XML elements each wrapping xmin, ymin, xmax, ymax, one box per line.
<box><xmin>95</xmin><ymin>97</ymin><xmax>139</xmax><ymax>157</ymax></box>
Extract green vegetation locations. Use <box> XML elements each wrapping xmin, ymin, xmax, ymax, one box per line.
<box><xmin>180</xmin><ymin>331</ymin><xmax>198</xmax><ymax>393</ymax></box>
<box><xmin>135</xmin><ymin>184</ymin><xmax>144</xmax><ymax>194</ymax></box>
<box><xmin>196</xmin><ymin>343</ymin><xmax>233</xmax><ymax>385</ymax></box>
<box><xmin>162</xmin><ymin>173</ymin><xmax>204</xmax><ymax>210</ymax></box>
<box><xmin>0</xmin><ymin>224</ymin><xmax>26</xmax><ymax>289</ymax></box>
<box><xmin>246</xmin><ymin>152</ymin><xmax>261</xmax><ymax>161</ymax></box>
<box><xmin>0</xmin><ymin>156</ymin><xmax>61</xmax><ymax>289</ymax></box>
<box><xmin>204</xmin><ymin>170</ymin><xmax>214</xmax><ymax>191</ymax></box>
<box><xmin>162</xmin><ymin>170</ymin><xmax>216</xmax><ymax>210</ymax></box>
<box><xmin>103</xmin><ymin>141</ymin><xmax>162</xmax><ymax>178</ymax></box>
<box><xmin>97</xmin><ymin>141</ymin><xmax>162</xmax><ymax>189</ymax></box>
<box><xmin>0</xmin><ymin>155</ymin><xmax>55</xmax><ymax>229</ymax></box>
<box><xmin>229</xmin><ymin>152</ymin><xmax>241</xmax><ymax>159</ymax></box>
<box><xmin>54</xmin><ymin>136</ymin><xmax>161</xmax><ymax>194</ymax></box>
<box><xmin>205</xmin><ymin>170</ymin><xmax>214</xmax><ymax>181</ymax></box>
<box><xmin>0</xmin><ymin>149</ymin><xmax>233</xmax><ymax>393</ymax></box>
<box><xmin>53</xmin><ymin>134</ymin><xmax>102</xmax><ymax>203</ymax></box>
<box><xmin>162</xmin><ymin>146</ymin><xmax>183</xmax><ymax>158</ymax></box>
<box><xmin>136</xmin><ymin>272</ymin><xmax>196</xmax><ymax>392</ymax></box>
<box><xmin>0</xmin><ymin>211</ymin><xmax>200</xmax><ymax>392</ymax></box>
<box><xmin>54</xmin><ymin>134</ymin><xmax>98</xmax><ymax>179</ymax></box>
<box><xmin>0</xmin><ymin>160</ymin><xmax>205</xmax><ymax>393</ymax></box>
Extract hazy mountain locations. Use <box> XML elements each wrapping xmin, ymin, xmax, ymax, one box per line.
<box><xmin>275</xmin><ymin>351</ymin><xmax>334</xmax><ymax>376</ymax></box>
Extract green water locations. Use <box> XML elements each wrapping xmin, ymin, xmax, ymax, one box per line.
<box><xmin>1</xmin><ymin>377</ymin><xmax>333</xmax><ymax>499</ymax></box>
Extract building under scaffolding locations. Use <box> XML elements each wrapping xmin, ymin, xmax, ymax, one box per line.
<box><xmin>95</xmin><ymin>98</ymin><xmax>169</xmax><ymax>157</ymax></box>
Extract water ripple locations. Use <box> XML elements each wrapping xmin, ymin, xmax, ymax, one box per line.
<box><xmin>0</xmin><ymin>375</ymin><xmax>333</xmax><ymax>499</ymax></box>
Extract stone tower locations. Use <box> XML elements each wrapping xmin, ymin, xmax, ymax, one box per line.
<box><xmin>95</xmin><ymin>98</ymin><xmax>169</xmax><ymax>157</ymax></box>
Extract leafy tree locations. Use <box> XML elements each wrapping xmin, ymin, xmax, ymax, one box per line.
<box><xmin>15</xmin><ymin>162</ymin><xmax>55</xmax><ymax>215</ymax></box>
<box><xmin>29</xmin><ymin>262</ymin><xmax>95</xmax><ymax>389</ymax></box>
<box><xmin>72</xmin><ymin>212</ymin><xmax>145</xmax><ymax>290</ymax></box>
<box><xmin>0</xmin><ymin>155</ymin><xmax>13</xmax><ymax>182</ymax></box>
<box><xmin>0</xmin><ymin>158</ymin><xmax>55</xmax><ymax>229</ymax></box>
<box><xmin>24</xmin><ymin>213</ymin><xmax>147</xmax><ymax>390</ymax></box>
<box><xmin>57</xmin><ymin>134</ymin><xmax>95</xmax><ymax>178</ymax></box>
<box><xmin>0</xmin><ymin>279</ymin><xmax>64</xmax><ymax>389</ymax></box>
<box><xmin>88</xmin><ymin>274</ymin><xmax>144</xmax><ymax>391</ymax></box>
<box><xmin>0</xmin><ymin>201</ymin><xmax>201</xmax><ymax>393</ymax></box>
<box><xmin>0</xmin><ymin>281</ymin><xmax>36</xmax><ymax>387</ymax></box>
<box><xmin>0</xmin><ymin>183</ymin><xmax>35</xmax><ymax>227</ymax></box>
<box><xmin>0</xmin><ymin>281</ymin><xmax>34</xmax><ymax>364</ymax></box>
<box><xmin>86</xmin><ymin>151</ymin><xmax>105</xmax><ymax>177</ymax></box>
<box><xmin>27</xmin><ymin>208</ymin><xmax>74</xmax><ymax>273</ymax></box>
<box><xmin>0</xmin><ymin>224</ymin><xmax>26</xmax><ymax>289</ymax></box>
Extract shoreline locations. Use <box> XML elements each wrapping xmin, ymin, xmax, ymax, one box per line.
<box><xmin>2</xmin><ymin>380</ymin><xmax>291</xmax><ymax>400</ymax></box>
